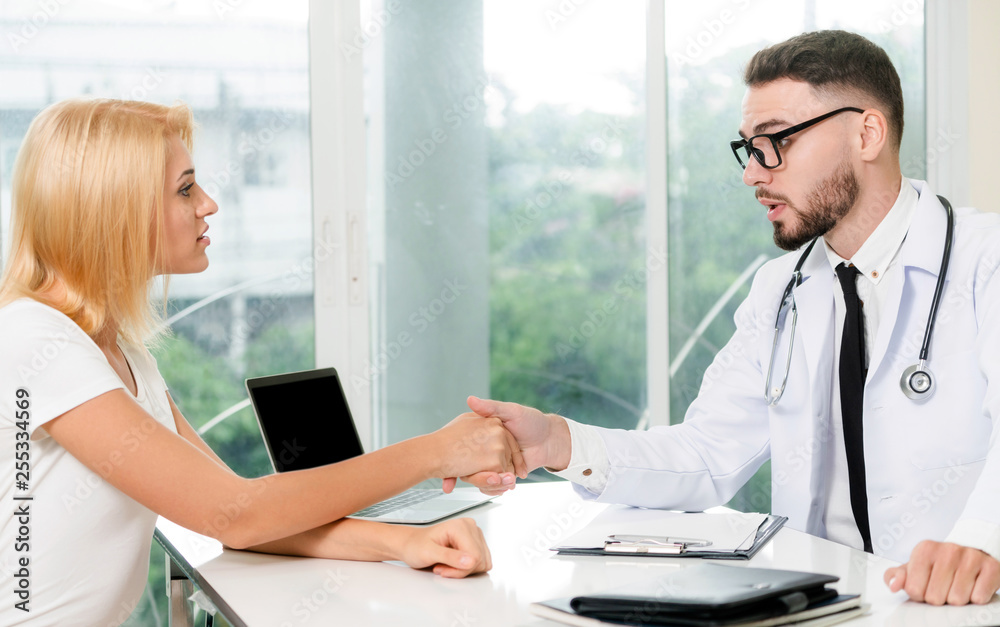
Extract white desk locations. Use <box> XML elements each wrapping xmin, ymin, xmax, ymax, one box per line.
<box><xmin>155</xmin><ymin>482</ymin><xmax>1000</xmax><ymax>626</ymax></box>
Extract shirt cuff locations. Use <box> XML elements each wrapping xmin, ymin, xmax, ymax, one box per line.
<box><xmin>946</xmin><ymin>519</ymin><xmax>1000</xmax><ymax>563</ymax></box>
<box><xmin>545</xmin><ymin>418</ymin><xmax>610</xmax><ymax>495</ymax></box>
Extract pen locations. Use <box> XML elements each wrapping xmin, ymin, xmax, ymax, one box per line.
<box><xmin>604</xmin><ymin>543</ymin><xmax>684</xmax><ymax>554</ymax></box>
<box><xmin>606</xmin><ymin>535</ymin><xmax>712</xmax><ymax>548</ymax></box>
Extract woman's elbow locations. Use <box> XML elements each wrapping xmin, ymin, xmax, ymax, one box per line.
<box><xmin>196</xmin><ymin>483</ymin><xmax>274</xmax><ymax>549</ymax></box>
<box><xmin>213</xmin><ymin>519</ymin><xmax>269</xmax><ymax>550</ymax></box>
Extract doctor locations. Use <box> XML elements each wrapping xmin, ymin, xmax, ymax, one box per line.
<box><xmin>461</xmin><ymin>30</ymin><xmax>1000</xmax><ymax>606</ymax></box>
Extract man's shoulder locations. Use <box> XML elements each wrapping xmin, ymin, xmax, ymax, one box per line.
<box><xmin>955</xmin><ymin>205</ymin><xmax>1000</xmax><ymax>233</ymax></box>
<box><xmin>953</xmin><ymin>206</ymin><xmax>1000</xmax><ymax>267</ymax></box>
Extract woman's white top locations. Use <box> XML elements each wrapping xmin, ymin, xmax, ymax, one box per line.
<box><xmin>0</xmin><ymin>298</ymin><xmax>177</xmax><ymax>626</ymax></box>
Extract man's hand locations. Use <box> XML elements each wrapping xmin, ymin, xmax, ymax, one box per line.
<box><xmin>430</xmin><ymin>413</ymin><xmax>526</xmax><ymax>493</ymax></box>
<box><xmin>455</xmin><ymin>396</ymin><xmax>572</xmax><ymax>496</ymax></box>
<box><xmin>884</xmin><ymin>540</ymin><xmax>1000</xmax><ymax>605</ymax></box>
<box><xmin>395</xmin><ymin>518</ymin><xmax>492</xmax><ymax>578</ymax></box>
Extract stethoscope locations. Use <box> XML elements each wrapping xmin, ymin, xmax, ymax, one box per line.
<box><xmin>764</xmin><ymin>195</ymin><xmax>954</xmax><ymax>406</ymax></box>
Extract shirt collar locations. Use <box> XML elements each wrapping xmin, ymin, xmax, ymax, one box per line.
<box><xmin>823</xmin><ymin>177</ymin><xmax>918</xmax><ymax>285</ymax></box>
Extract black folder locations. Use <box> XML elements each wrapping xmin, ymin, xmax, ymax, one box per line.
<box><xmin>530</xmin><ymin>563</ymin><xmax>866</xmax><ymax>627</ymax></box>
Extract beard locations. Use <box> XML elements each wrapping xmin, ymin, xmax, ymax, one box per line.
<box><xmin>772</xmin><ymin>158</ymin><xmax>860</xmax><ymax>251</ymax></box>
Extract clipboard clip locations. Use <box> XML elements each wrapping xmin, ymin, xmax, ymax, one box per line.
<box><xmin>604</xmin><ymin>535</ymin><xmax>712</xmax><ymax>554</ymax></box>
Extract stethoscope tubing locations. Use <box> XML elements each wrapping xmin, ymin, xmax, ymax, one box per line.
<box><xmin>764</xmin><ymin>194</ymin><xmax>954</xmax><ymax>405</ymax></box>
<box><xmin>917</xmin><ymin>196</ymin><xmax>954</xmax><ymax>362</ymax></box>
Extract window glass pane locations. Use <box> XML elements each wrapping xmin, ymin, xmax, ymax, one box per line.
<box><xmin>665</xmin><ymin>0</ymin><xmax>925</xmax><ymax>512</ymax></box>
<box><xmin>0</xmin><ymin>2</ymin><xmax>311</xmax><ymax>623</ymax></box>
<box><xmin>365</xmin><ymin>0</ymin><xmax>647</xmax><ymax>458</ymax></box>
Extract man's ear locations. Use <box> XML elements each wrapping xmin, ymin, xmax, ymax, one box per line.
<box><xmin>858</xmin><ymin>108</ymin><xmax>890</xmax><ymax>162</ymax></box>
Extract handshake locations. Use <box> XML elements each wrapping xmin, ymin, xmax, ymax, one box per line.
<box><xmin>430</xmin><ymin>396</ymin><xmax>572</xmax><ymax>494</ymax></box>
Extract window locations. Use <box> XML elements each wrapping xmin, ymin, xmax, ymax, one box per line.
<box><xmin>363</xmin><ymin>0</ymin><xmax>649</xmax><ymax>461</ymax></box>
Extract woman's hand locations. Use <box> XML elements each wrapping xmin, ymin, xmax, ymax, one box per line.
<box><xmin>428</xmin><ymin>413</ymin><xmax>526</xmax><ymax>490</ymax></box>
<box><xmin>394</xmin><ymin>518</ymin><xmax>492</xmax><ymax>578</ymax></box>
<box><xmin>456</xmin><ymin>396</ymin><xmax>573</xmax><ymax>496</ymax></box>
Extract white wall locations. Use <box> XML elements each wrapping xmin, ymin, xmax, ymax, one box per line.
<box><xmin>969</xmin><ymin>0</ymin><xmax>1000</xmax><ymax>213</ymax></box>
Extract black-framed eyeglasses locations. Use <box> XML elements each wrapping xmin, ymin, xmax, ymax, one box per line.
<box><xmin>730</xmin><ymin>107</ymin><xmax>864</xmax><ymax>170</ymax></box>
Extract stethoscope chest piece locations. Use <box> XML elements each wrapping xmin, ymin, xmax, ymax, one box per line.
<box><xmin>900</xmin><ymin>362</ymin><xmax>934</xmax><ymax>400</ymax></box>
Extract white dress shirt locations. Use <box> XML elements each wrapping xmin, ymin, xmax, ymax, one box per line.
<box><xmin>821</xmin><ymin>176</ymin><xmax>917</xmax><ymax>550</ymax></box>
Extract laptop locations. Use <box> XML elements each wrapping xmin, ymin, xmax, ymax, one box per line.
<box><xmin>245</xmin><ymin>367</ymin><xmax>495</xmax><ymax>524</ymax></box>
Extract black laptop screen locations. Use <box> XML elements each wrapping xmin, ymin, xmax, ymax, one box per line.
<box><xmin>247</xmin><ymin>369</ymin><xmax>365</xmax><ymax>472</ymax></box>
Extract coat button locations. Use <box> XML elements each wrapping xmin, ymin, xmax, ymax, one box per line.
<box><xmin>582</xmin><ymin>469</ymin><xmax>592</xmax><ymax>476</ymax></box>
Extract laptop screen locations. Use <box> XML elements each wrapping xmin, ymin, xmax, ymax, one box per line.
<box><xmin>245</xmin><ymin>368</ymin><xmax>365</xmax><ymax>472</ymax></box>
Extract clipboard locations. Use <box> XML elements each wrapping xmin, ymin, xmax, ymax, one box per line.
<box><xmin>551</xmin><ymin>507</ymin><xmax>788</xmax><ymax>560</ymax></box>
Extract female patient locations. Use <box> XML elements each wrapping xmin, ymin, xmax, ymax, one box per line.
<box><xmin>0</xmin><ymin>99</ymin><xmax>523</xmax><ymax>624</ymax></box>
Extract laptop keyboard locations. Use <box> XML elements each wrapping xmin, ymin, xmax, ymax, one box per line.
<box><xmin>353</xmin><ymin>489</ymin><xmax>441</xmax><ymax>518</ymax></box>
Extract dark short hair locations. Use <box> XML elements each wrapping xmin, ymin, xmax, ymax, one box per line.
<box><xmin>743</xmin><ymin>30</ymin><xmax>904</xmax><ymax>152</ymax></box>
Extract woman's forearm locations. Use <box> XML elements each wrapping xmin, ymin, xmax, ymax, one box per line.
<box><xmin>46</xmin><ymin>390</ymin><xmax>515</xmax><ymax>550</ymax></box>
<box><xmin>230</xmin><ymin>414</ymin><xmax>517</xmax><ymax>548</ymax></box>
<box><xmin>242</xmin><ymin>517</ymin><xmax>411</xmax><ymax>563</ymax></box>
<box><xmin>231</xmin><ymin>435</ymin><xmax>441</xmax><ymax>547</ymax></box>
<box><xmin>242</xmin><ymin>515</ymin><xmax>494</xmax><ymax>580</ymax></box>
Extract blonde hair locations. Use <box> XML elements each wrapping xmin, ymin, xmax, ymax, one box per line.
<box><xmin>0</xmin><ymin>98</ymin><xmax>194</xmax><ymax>347</ymax></box>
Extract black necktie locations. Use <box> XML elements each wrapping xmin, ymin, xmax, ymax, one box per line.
<box><xmin>836</xmin><ymin>262</ymin><xmax>873</xmax><ymax>553</ymax></box>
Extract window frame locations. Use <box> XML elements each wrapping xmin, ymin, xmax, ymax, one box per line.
<box><xmin>309</xmin><ymin>0</ymin><xmax>373</xmax><ymax>447</ymax></box>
